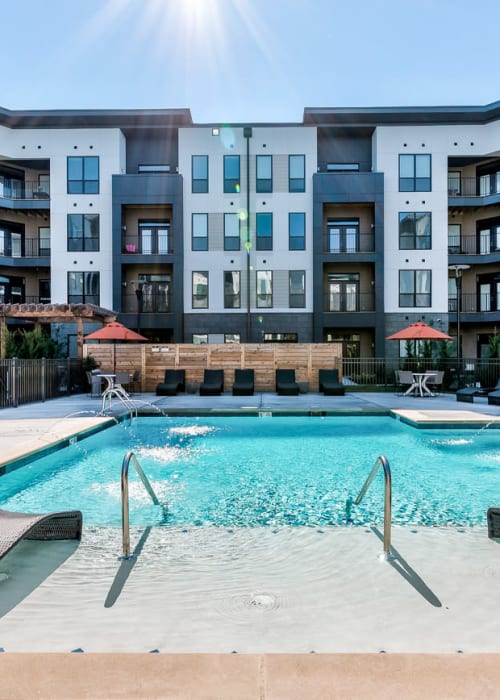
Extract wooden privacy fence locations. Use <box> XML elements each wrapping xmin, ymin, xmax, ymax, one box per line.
<box><xmin>83</xmin><ymin>343</ymin><xmax>343</xmax><ymax>393</ymax></box>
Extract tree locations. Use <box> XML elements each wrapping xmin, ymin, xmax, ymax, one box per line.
<box><xmin>5</xmin><ymin>326</ymin><xmax>61</xmax><ymax>359</ymax></box>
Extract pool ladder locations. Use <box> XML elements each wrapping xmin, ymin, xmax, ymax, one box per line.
<box><xmin>120</xmin><ymin>450</ymin><xmax>161</xmax><ymax>559</ymax></box>
<box><xmin>354</xmin><ymin>455</ymin><xmax>394</xmax><ymax>561</ymax></box>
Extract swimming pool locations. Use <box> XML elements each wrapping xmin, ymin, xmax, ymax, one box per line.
<box><xmin>0</xmin><ymin>415</ymin><xmax>498</xmax><ymax>528</ymax></box>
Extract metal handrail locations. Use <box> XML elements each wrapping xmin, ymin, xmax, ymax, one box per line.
<box><xmin>121</xmin><ymin>450</ymin><xmax>161</xmax><ymax>559</ymax></box>
<box><xmin>354</xmin><ymin>455</ymin><xmax>393</xmax><ymax>560</ymax></box>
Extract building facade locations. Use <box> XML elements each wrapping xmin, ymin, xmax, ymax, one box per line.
<box><xmin>1</xmin><ymin>101</ymin><xmax>500</xmax><ymax>358</ymax></box>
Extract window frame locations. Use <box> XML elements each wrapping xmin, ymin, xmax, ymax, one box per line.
<box><xmin>67</xmin><ymin>156</ymin><xmax>99</xmax><ymax>194</ymax></box>
<box><xmin>224</xmin><ymin>213</ymin><xmax>241</xmax><ymax>251</ymax></box>
<box><xmin>256</xmin><ymin>212</ymin><xmax>273</xmax><ymax>251</ymax></box>
<box><xmin>256</xmin><ymin>154</ymin><xmax>272</xmax><ymax>193</ymax></box>
<box><xmin>399</xmin><ymin>269</ymin><xmax>432</xmax><ymax>307</ymax></box>
<box><xmin>398</xmin><ymin>212</ymin><xmax>431</xmax><ymax>250</ymax></box>
<box><xmin>289</xmin><ymin>154</ymin><xmax>305</xmax><ymax>192</ymax></box>
<box><xmin>256</xmin><ymin>270</ymin><xmax>273</xmax><ymax>308</ymax></box>
<box><xmin>399</xmin><ymin>154</ymin><xmax>431</xmax><ymax>192</ymax></box>
<box><xmin>67</xmin><ymin>271</ymin><xmax>100</xmax><ymax>305</ymax></box>
<box><xmin>192</xmin><ymin>271</ymin><xmax>209</xmax><ymax>308</ymax></box>
<box><xmin>192</xmin><ymin>155</ymin><xmax>208</xmax><ymax>193</ymax></box>
<box><xmin>192</xmin><ymin>213</ymin><xmax>208</xmax><ymax>251</ymax></box>
<box><xmin>288</xmin><ymin>212</ymin><xmax>306</xmax><ymax>251</ymax></box>
<box><xmin>223</xmin><ymin>270</ymin><xmax>241</xmax><ymax>308</ymax></box>
<box><xmin>289</xmin><ymin>270</ymin><xmax>305</xmax><ymax>308</ymax></box>
<box><xmin>67</xmin><ymin>213</ymin><xmax>100</xmax><ymax>252</ymax></box>
<box><xmin>224</xmin><ymin>155</ymin><xmax>240</xmax><ymax>193</ymax></box>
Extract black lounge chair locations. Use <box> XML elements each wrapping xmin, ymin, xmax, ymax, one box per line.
<box><xmin>155</xmin><ymin>369</ymin><xmax>186</xmax><ymax>396</ymax></box>
<box><xmin>276</xmin><ymin>369</ymin><xmax>300</xmax><ymax>396</ymax></box>
<box><xmin>0</xmin><ymin>509</ymin><xmax>82</xmax><ymax>560</ymax></box>
<box><xmin>232</xmin><ymin>369</ymin><xmax>254</xmax><ymax>396</ymax></box>
<box><xmin>200</xmin><ymin>369</ymin><xmax>224</xmax><ymax>396</ymax></box>
<box><xmin>318</xmin><ymin>369</ymin><xmax>345</xmax><ymax>396</ymax></box>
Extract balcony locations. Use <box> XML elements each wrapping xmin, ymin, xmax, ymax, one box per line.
<box><xmin>448</xmin><ymin>234</ymin><xmax>500</xmax><ymax>256</ymax></box>
<box><xmin>448</xmin><ymin>175</ymin><xmax>500</xmax><ymax>198</ymax></box>
<box><xmin>122</xmin><ymin>292</ymin><xmax>172</xmax><ymax>314</ymax></box>
<box><xmin>323</xmin><ymin>231</ymin><xmax>375</xmax><ymax>254</ymax></box>
<box><xmin>323</xmin><ymin>292</ymin><xmax>375</xmax><ymax>312</ymax></box>
<box><xmin>122</xmin><ymin>235</ymin><xmax>173</xmax><ymax>255</ymax></box>
<box><xmin>449</xmin><ymin>293</ymin><xmax>500</xmax><ymax>313</ymax></box>
<box><xmin>0</xmin><ymin>178</ymin><xmax>50</xmax><ymax>200</ymax></box>
<box><xmin>0</xmin><ymin>239</ymin><xmax>50</xmax><ymax>258</ymax></box>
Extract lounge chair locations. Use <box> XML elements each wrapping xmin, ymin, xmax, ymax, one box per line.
<box><xmin>318</xmin><ymin>369</ymin><xmax>345</xmax><ymax>396</ymax></box>
<box><xmin>200</xmin><ymin>369</ymin><xmax>224</xmax><ymax>396</ymax></box>
<box><xmin>0</xmin><ymin>509</ymin><xmax>82</xmax><ymax>560</ymax></box>
<box><xmin>232</xmin><ymin>369</ymin><xmax>254</xmax><ymax>396</ymax></box>
<box><xmin>155</xmin><ymin>369</ymin><xmax>186</xmax><ymax>396</ymax></box>
<box><xmin>276</xmin><ymin>369</ymin><xmax>300</xmax><ymax>396</ymax></box>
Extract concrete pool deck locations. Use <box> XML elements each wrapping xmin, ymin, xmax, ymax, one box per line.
<box><xmin>1</xmin><ymin>390</ymin><xmax>500</xmax><ymax>698</ymax></box>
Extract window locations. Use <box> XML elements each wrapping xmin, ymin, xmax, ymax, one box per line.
<box><xmin>139</xmin><ymin>220</ymin><xmax>170</xmax><ymax>254</ymax></box>
<box><xmin>192</xmin><ymin>214</ymin><xmax>208</xmax><ymax>251</ymax></box>
<box><xmin>399</xmin><ymin>154</ymin><xmax>431</xmax><ymax>192</ymax></box>
<box><xmin>224</xmin><ymin>270</ymin><xmax>240</xmax><ymax>308</ymax></box>
<box><xmin>256</xmin><ymin>212</ymin><xmax>272</xmax><ymax>250</ymax></box>
<box><xmin>326</xmin><ymin>273</ymin><xmax>359</xmax><ymax>311</ymax></box>
<box><xmin>39</xmin><ymin>280</ymin><xmax>50</xmax><ymax>304</ymax></box>
<box><xmin>192</xmin><ymin>155</ymin><xmax>208</xmax><ymax>193</ymax></box>
<box><xmin>67</xmin><ymin>156</ymin><xmax>99</xmax><ymax>194</ymax></box>
<box><xmin>193</xmin><ymin>334</ymin><xmax>208</xmax><ymax>344</ymax></box>
<box><xmin>289</xmin><ymin>270</ymin><xmax>305</xmax><ymax>308</ymax></box>
<box><xmin>448</xmin><ymin>224</ymin><xmax>461</xmax><ymax>254</ymax></box>
<box><xmin>256</xmin><ymin>155</ymin><xmax>272</xmax><ymax>192</ymax></box>
<box><xmin>138</xmin><ymin>273</ymin><xmax>171</xmax><ymax>313</ymax></box>
<box><xmin>399</xmin><ymin>270</ymin><xmax>431</xmax><ymax>307</ymax></box>
<box><xmin>224</xmin><ymin>213</ymin><xmax>240</xmax><ymax>251</ymax></box>
<box><xmin>138</xmin><ymin>164</ymin><xmax>171</xmax><ymax>173</ymax></box>
<box><xmin>448</xmin><ymin>171</ymin><xmax>461</xmax><ymax>196</ymax></box>
<box><xmin>399</xmin><ymin>212</ymin><xmax>431</xmax><ymax>250</ymax></box>
<box><xmin>67</xmin><ymin>271</ymin><xmax>99</xmax><ymax>304</ymax></box>
<box><xmin>256</xmin><ymin>270</ymin><xmax>273</xmax><ymax>307</ymax></box>
<box><xmin>289</xmin><ymin>154</ymin><xmax>305</xmax><ymax>192</ymax></box>
<box><xmin>39</xmin><ymin>227</ymin><xmax>50</xmax><ymax>256</ymax></box>
<box><xmin>224</xmin><ymin>333</ymin><xmax>240</xmax><ymax>343</ymax></box>
<box><xmin>224</xmin><ymin>155</ymin><xmax>240</xmax><ymax>193</ymax></box>
<box><xmin>327</xmin><ymin>219</ymin><xmax>359</xmax><ymax>253</ymax></box>
<box><xmin>289</xmin><ymin>212</ymin><xmax>305</xmax><ymax>251</ymax></box>
<box><xmin>67</xmin><ymin>214</ymin><xmax>99</xmax><ymax>252</ymax></box>
<box><xmin>192</xmin><ymin>271</ymin><xmax>208</xmax><ymax>308</ymax></box>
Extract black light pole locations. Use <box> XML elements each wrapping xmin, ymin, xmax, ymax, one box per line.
<box><xmin>244</xmin><ymin>126</ymin><xmax>253</xmax><ymax>342</ymax></box>
<box><xmin>135</xmin><ymin>288</ymin><xmax>143</xmax><ymax>334</ymax></box>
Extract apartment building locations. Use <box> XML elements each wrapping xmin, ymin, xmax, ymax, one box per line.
<box><xmin>1</xmin><ymin>101</ymin><xmax>500</xmax><ymax>359</ymax></box>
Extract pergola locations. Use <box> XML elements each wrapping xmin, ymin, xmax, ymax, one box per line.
<box><xmin>0</xmin><ymin>303</ymin><xmax>116</xmax><ymax>359</ymax></box>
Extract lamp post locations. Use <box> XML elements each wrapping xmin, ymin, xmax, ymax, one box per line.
<box><xmin>135</xmin><ymin>288</ymin><xmax>143</xmax><ymax>335</ymax></box>
<box><xmin>449</xmin><ymin>264</ymin><xmax>470</xmax><ymax>380</ymax></box>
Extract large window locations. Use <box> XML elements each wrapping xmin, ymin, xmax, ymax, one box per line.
<box><xmin>224</xmin><ymin>213</ymin><xmax>240</xmax><ymax>251</ymax></box>
<box><xmin>399</xmin><ymin>270</ymin><xmax>431</xmax><ymax>307</ymax></box>
<box><xmin>289</xmin><ymin>270</ymin><xmax>305</xmax><ymax>308</ymax></box>
<box><xmin>399</xmin><ymin>154</ymin><xmax>431</xmax><ymax>192</ymax></box>
<box><xmin>192</xmin><ymin>214</ymin><xmax>208</xmax><ymax>251</ymax></box>
<box><xmin>256</xmin><ymin>155</ymin><xmax>272</xmax><ymax>193</ymax></box>
<box><xmin>224</xmin><ymin>270</ymin><xmax>240</xmax><ymax>308</ymax></box>
<box><xmin>138</xmin><ymin>273</ymin><xmax>171</xmax><ymax>313</ymax></box>
<box><xmin>192</xmin><ymin>155</ymin><xmax>208</xmax><ymax>193</ymax></box>
<box><xmin>326</xmin><ymin>273</ymin><xmax>359</xmax><ymax>311</ymax></box>
<box><xmin>192</xmin><ymin>271</ymin><xmax>208</xmax><ymax>308</ymax></box>
<box><xmin>256</xmin><ymin>212</ymin><xmax>272</xmax><ymax>250</ymax></box>
<box><xmin>224</xmin><ymin>155</ymin><xmax>240</xmax><ymax>193</ymax></box>
<box><xmin>289</xmin><ymin>154</ymin><xmax>305</xmax><ymax>192</ymax></box>
<box><xmin>67</xmin><ymin>214</ymin><xmax>99</xmax><ymax>252</ymax></box>
<box><xmin>256</xmin><ymin>270</ymin><xmax>273</xmax><ymax>307</ymax></box>
<box><xmin>289</xmin><ymin>212</ymin><xmax>305</xmax><ymax>251</ymax></box>
<box><xmin>67</xmin><ymin>156</ymin><xmax>99</xmax><ymax>194</ymax></box>
<box><xmin>67</xmin><ymin>271</ymin><xmax>99</xmax><ymax>304</ymax></box>
<box><xmin>399</xmin><ymin>212</ymin><xmax>431</xmax><ymax>250</ymax></box>
<box><xmin>327</xmin><ymin>219</ymin><xmax>359</xmax><ymax>253</ymax></box>
<box><xmin>39</xmin><ymin>226</ymin><xmax>50</xmax><ymax>256</ymax></box>
<box><xmin>139</xmin><ymin>220</ymin><xmax>170</xmax><ymax>254</ymax></box>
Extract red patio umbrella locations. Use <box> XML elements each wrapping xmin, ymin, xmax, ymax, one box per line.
<box><xmin>386</xmin><ymin>321</ymin><xmax>452</xmax><ymax>341</ymax></box>
<box><xmin>84</xmin><ymin>321</ymin><xmax>147</xmax><ymax>342</ymax></box>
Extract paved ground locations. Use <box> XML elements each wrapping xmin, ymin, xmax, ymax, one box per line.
<box><xmin>1</xmin><ymin>390</ymin><xmax>500</xmax><ymax>698</ymax></box>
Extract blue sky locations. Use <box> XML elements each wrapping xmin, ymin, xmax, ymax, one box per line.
<box><xmin>2</xmin><ymin>0</ymin><xmax>500</xmax><ymax>123</ymax></box>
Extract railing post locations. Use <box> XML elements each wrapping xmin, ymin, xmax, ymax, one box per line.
<box><xmin>41</xmin><ymin>358</ymin><xmax>46</xmax><ymax>402</ymax></box>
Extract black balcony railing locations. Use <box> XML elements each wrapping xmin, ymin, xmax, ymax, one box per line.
<box><xmin>448</xmin><ymin>175</ymin><xmax>500</xmax><ymax>198</ymax></box>
<box><xmin>0</xmin><ymin>239</ymin><xmax>50</xmax><ymax>258</ymax></box>
<box><xmin>0</xmin><ymin>178</ymin><xmax>50</xmax><ymax>200</ymax></box>
<box><xmin>323</xmin><ymin>292</ymin><xmax>375</xmax><ymax>312</ymax></box>
<box><xmin>122</xmin><ymin>292</ymin><xmax>172</xmax><ymax>313</ymax></box>
<box><xmin>449</xmin><ymin>293</ymin><xmax>500</xmax><ymax>313</ymax></box>
<box><xmin>323</xmin><ymin>231</ymin><xmax>375</xmax><ymax>253</ymax></box>
<box><xmin>122</xmin><ymin>235</ymin><xmax>173</xmax><ymax>255</ymax></box>
<box><xmin>448</xmin><ymin>234</ymin><xmax>500</xmax><ymax>255</ymax></box>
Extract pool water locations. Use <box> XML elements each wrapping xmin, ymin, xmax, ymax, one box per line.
<box><xmin>0</xmin><ymin>416</ymin><xmax>499</xmax><ymax>528</ymax></box>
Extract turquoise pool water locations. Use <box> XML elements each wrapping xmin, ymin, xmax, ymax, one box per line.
<box><xmin>0</xmin><ymin>416</ymin><xmax>498</xmax><ymax>527</ymax></box>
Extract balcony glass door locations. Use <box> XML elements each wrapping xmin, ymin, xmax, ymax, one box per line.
<box><xmin>327</xmin><ymin>220</ymin><xmax>359</xmax><ymax>253</ymax></box>
<box><xmin>327</xmin><ymin>273</ymin><xmax>359</xmax><ymax>311</ymax></box>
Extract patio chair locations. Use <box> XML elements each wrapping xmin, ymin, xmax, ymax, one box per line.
<box><xmin>114</xmin><ymin>371</ymin><xmax>133</xmax><ymax>398</ymax></box>
<box><xmin>155</xmin><ymin>369</ymin><xmax>186</xmax><ymax>396</ymax></box>
<box><xmin>86</xmin><ymin>370</ymin><xmax>102</xmax><ymax>398</ymax></box>
<box><xmin>318</xmin><ymin>369</ymin><xmax>345</xmax><ymax>396</ymax></box>
<box><xmin>275</xmin><ymin>369</ymin><xmax>300</xmax><ymax>396</ymax></box>
<box><xmin>427</xmin><ymin>370</ymin><xmax>444</xmax><ymax>395</ymax></box>
<box><xmin>232</xmin><ymin>369</ymin><xmax>254</xmax><ymax>396</ymax></box>
<box><xmin>129</xmin><ymin>369</ymin><xmax>141</xmax><ymax>394</ymax></box>
<box><xmin>395</xmin><ymin>370</ymin><xmax>415</xmax><ymax>396</ymax></box>
<box><xmin>200</xmin><ymin>369</ymin><xmax>224</xmax><ymax>396</ymax></box>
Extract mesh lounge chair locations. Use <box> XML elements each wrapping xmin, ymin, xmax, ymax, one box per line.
<box><xmin>276</xmin><ymin>369</ymin><xmax>300</xmax><ymax>396</ymax></box>
<box><xmin>200</xmin><ymin>369</ymin><xmax>224</xmax><ymax>396</ymax></box>
<box><xmin>232</xmin><ymin>369</ymin><xmax>254</xmax><ymax>396</ymax></box>
<box><xmin>155</xmin><ymin>369</ymin><xmax>186</xmax><ymax>396</ymax></box>
<box><xmin>0</xmin><ymin>509</ymin><xmax>82</xmax><ymax>560</ymax></box>
<box><xmin>318</xmin><ymin>369</ymin><xmax>345</xmax><ymax>396</ymax></box>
